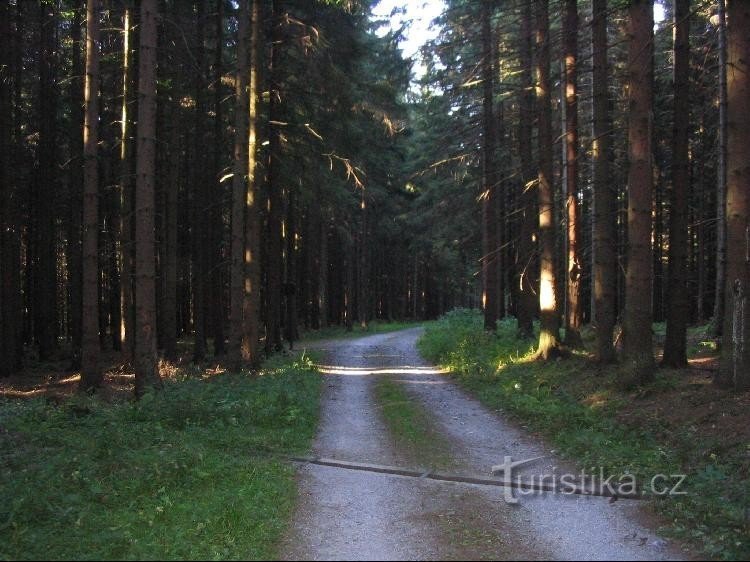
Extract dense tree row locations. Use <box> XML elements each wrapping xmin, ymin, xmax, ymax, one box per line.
<box><xmin>409</xmin><ymin>0</ymin><xmax>749</xmax><ymax>388</ymax></box>
<box><xmin>0</xmin><ymin>0</ymin><xmax>424</xmax><ymax>393</ymax></box>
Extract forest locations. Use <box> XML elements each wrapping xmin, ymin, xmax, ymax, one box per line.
<box><xmin>0</xmin><ymin>0</ymin><xmax>749</xmax><ymax>560</ymax></box>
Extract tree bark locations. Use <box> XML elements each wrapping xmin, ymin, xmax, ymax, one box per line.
<box><xmin>481</xmin><ymin>0</ymin><xmax>498</xmax><ymax>332</ymax></box>
<box><xmin>563</xmin><ymin>0</ymin><xmax>583</xmax><ymax>348</ymax></box>
<box><xmin>133</xmin><ymin>0</ymin><xmax>162</xmax><ymax>396</ymax></box>
<box><xmin>663</xmin><ymin>0</ymin><xmax>690</xmax><ymax>368</ymax></box>
<box><xmin>592</xmin><ymin>0</ymin><xmax>616</xmax><ymax>363</ymax></box>
<box><xmin>516</xmin><ymin>0</ymin><xmax>536</xmax><ymax>340</ymax></box>
<box><xmin>67</xmin><ymin>0</ymin><xmax>84</xmax><ymax>368</ymax></box>
<box><xmin>119</xmin><ymin>4</ymin><xmax>135</xmax><ymax>361</ymax></box>
<box><xmin>713</xmin><ymin>0</ymin><xmax>728</xmax><ymax>338</ymax></box>
<box><xmin>79</xmin><ymin>0</ymin><xmax>102</xmax><ymax>391</ymax></box>
<box><xmin>266</xmin><ymin>0</ymin><xmax>284</xmax><ymax>353</ymax></box>
<box><xmin>535</xmin><ymin>0</ymin><xmax>562</xmax><ymax>359</ymax></box>
<box><xmin>33</xmin><ymin>1</ymin><xmax>60</xmax><ymax>360</ymax></box>
<box><xmin>623</xmin><ymin>0</ymin><xmax>655</xmax><ymax>380</ymax></box>
<box><xmin>718</xmin><ymin>0</ymin><xmax>750</xmax><ymax>390</ymax></box>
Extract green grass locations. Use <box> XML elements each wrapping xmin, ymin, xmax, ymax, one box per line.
<box><xmin>0</xmin><ymin>358</ymin><xmax>322</xmax><ymax>560</ymax></box>
<box><xmin>373</xmin><ymin>378</ymin><xmax>451</xmax><ymax>469</ymax></box>
<box><xmin>299</xmin><ymin>320</ymin><xmax>421</xmax><ymax>343</ymax></box>
<box><xmin>418</xmin><ymin>309</ymin><xmax>749</xmax><ymax>561</ymax></box>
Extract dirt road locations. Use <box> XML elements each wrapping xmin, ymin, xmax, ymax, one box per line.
<box><xmin>281</xmin><ymin>328</ymin><xmax>688</xmax><ymax>561</ymax></box>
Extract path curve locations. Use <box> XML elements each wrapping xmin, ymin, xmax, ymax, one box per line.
<box><xmin>280</xmin><ymin>328</ymin><xmax>688</xmax><ymax>561</ymax></box>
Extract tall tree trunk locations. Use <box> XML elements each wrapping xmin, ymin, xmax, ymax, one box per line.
<box><xmin>0</xmin><ymin>0</ymin><xmax>20</xmax><ymax>376</ymax></box>
<box><xmin>592</xmin><ymin>0</ymin><xmax>616</xmax><ymax>363</ymax></box>
<box><xmin>80</xmin><ymin>0</ymin><xmax>102</xmax><ymax>391</ymax></box>
<box><xmin>192</xmin><ymin>0</ymin><xmax>208</xmax><ymax>362</ymax></box>
<box><xmin>663</xmin><ymin>0</ymin><xmax>690</xmax><ymax>368</ymax></box>
<box><xmin>68</xmin><ymin>0</ymin><xmax>84</xmax><ymax>368</ymax></box>
<box><xmin>34</xmin><ymin>1</ymin><xmax>59</xmax><ymax>360</ymax></box>
<box><xmin>119</xmin><ymin>4</ymin><xmax>135</xmax><ymax>361</ymax></box>
<box><xmin>713</xmin><ymin>0</ymin><xmax>728</xmax><ymax>338</ymax></box>
<box><xmin>623</xmin><ymin>0</ymin><xmax>655</xmax><ymax>380</ymax></box>
<box><xmin>230</xmin><ymin>0</ymin><xmax>250</xmax><ymax>366</ymax></box>
<box><xmin>516</xmin><ymin>0</ymin><xmax>536</xmax><ymax>340</ymax></box>
<box><xmin>719</xmin><ymin>0</ymin><xmax>750</xmax><ymax>390</ymax></box>
<box><xmin>162</xmin><ymin>104</ymin><xmax>179</xmax><ymax>360</ymax></box>
<box><xmin>535</xmin><ymin>0</ymin><xmax>562</xmax><ymax>359</ymax></box>
<box><xmin>481</xmin><ymin>0</ymin><xmax>498</xmax><ymax>332</ymax></box>
<box><xmin>286</xmin><ymin>186</ymin><xmax>299</xmax><ymax>345</ymax></box>
<box><xmin>133</xmin><ymin>0</ymin><xmax>162</xmax><ymax>396</ymax></box>
<box><xmin>266</xmin><ymin>0</ymin><xmax>284</xmax><ymax>353</ymax></box>
<box><xmin>210</xmin><ymin>0</ymin><xmax>226</xmax><ymax>357</ymax></box>
<box><xmin>563</xmin><ymin>0</ymin><xmax>583</xmax><ymax>348</ymax></box>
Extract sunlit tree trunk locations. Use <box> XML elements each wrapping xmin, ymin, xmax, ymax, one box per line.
<box><xmin>230</xmin><ymin>0</ymin><xmax>250</xmax><ymax>366</ymax></box>
<box><xmin>535</xmin><ymin>0</ymin><xmax>562</xmax><ymax>359</ymax></box>
<box><xmin>592</xmin><ymin>0</ymin><xmax>616</xmax><ymax>363</ymax></box>
<box><xmin>481</xmin><ymin>0</ymin><xmax>498</xmax><ymax>332</ymax></box>
<box><xmin>663</xmin><ymin>0</ymin><xmax>690</xmax><ymax>368</ymax></box>
<box><xmin>563</xmin><ymin>0</ymin><xmax>582</xmax><ymax>348</ymax></box>
<box><xmin>80</xmin><ymin>0</ymin><xmax>102</xmax><ymax>391</ymax></box>
<box><xmin>119</xmin><ymin>4</ymin><xmax>135</xmax><ymax>361</ymax></box>
<box><xmin>516</xmin><ymin>0</ymin><xmax>536</xmax><ymax>340</ymax></box>
<box><xmin>719</xmin><ymin>0</ymin><xmax>750</xmax><ymax>390</ymax></box>
<box><xmin>133</xmin><ymin>0</ymin><xmax>162</xmax><ymax>396</ymax></box>
<box><xmin>623</xmin><ymin>0</ymin><xmax>655</xmax><ymax>380</ymax></box>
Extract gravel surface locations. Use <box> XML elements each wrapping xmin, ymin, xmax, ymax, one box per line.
<box><xmin>280</xmin><ymin>328</ymin><xmax>689</xmax><ymax>561</ymax></box>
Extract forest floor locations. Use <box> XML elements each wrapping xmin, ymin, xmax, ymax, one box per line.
<box><xmin>281</xmin><ymin>328</ymin><xmax>693</xmax><ymax>561</ymax></box>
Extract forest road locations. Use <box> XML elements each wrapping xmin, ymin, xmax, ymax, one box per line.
<box><xmin>280</xmin><ymin>328</ymin><xmax>689</xmax><ymax>561</ymax></box>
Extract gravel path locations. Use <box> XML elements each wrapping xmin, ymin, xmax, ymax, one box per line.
<box><xmin>280</xmin><ymin>328</ymin><xmax>689</xmax><ymax>561</ymax></box>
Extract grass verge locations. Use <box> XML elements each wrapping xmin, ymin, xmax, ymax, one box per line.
<box><xmin>0</xmin><ymin>358</ymin><xmax>322</xmax><ymax>560</ymax></box>
<box><xmin>373</xmin><ymin>378</ymin><xmax>451</xmax><ymax>469</ymax></box>
<box><xmin>418</xmin><ymin>309</ymin><xmax>749</xmax><ymax>561</ymax></box>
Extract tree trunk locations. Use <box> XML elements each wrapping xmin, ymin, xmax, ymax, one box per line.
<box><xmin>535</xmin><ymin>0</ymin><xmax>562</xmax><ymax>359</ymax></box>
<box><xmin>133</xmin><ymin>0</ymin><xmax>162</xmax><ymax>396</ymax></box>
<box><xmin>191</xmin><ymin>0</ymin><xmax>208</xmax><ymax>362</ymax></box>
<box><xmin>266</xmin><ymin>0</ymin><xmax>284</xmax><ymax>353</ymax></box>
<box><xmin>623</xmin><ymin>0</ymin><xmax>655</xmax><ymax>380</ymax></box>
<box><xmin>719</xmin><ymin>0</ymin><xmax>750</xmax><ymax>390</ymax></box>
<box><xmin>162</xmin><ymin>104</ymin><xmax>179</xmax><ymax>360</ymax></box>
<box><xmin>516</xmin><ymin>0</ymin><xmax>536</xmax><ymax>340</ymax></box>
<box><xmin>563</xmin><ymin>0</ymin><xmax>583</xmax><ymax>348</ymax></box>
<box><xmin>34</xmin><ymin>1</ymin><xmax>59</xmax><ymax>360</ymax></box>
<box><xmin>663</xmin><ymin>0</ymin><xmax>690</xmax><ymax>368</ymax></box>
<box><xmin>481</xmin><ymin>0</ymin><xmax>498</xmax><ymax>332</ymax></box>
<box><xmin>79</xmin><ymin>0</ymin><xmax>102</xmax><ymax>391</ymax></box>
<box><xmin>230</xmin><ymin>0</ymin><xmax>250</xmax><ymax>366</ymax></box>
<box><xmin>210</xmin><ymin>0</ymin><xmax>226</xmax><ymax>357</ymax></box>
<box><xmin>67</xmin><ymin>0</ymin><xmax>84</xmax><ymax>368</ymax></box>
<box><xmin>0</xmin><ymin>0</ymin><xmax>21</xmax><ymax>376</ymax></box>
<box><xmin>119</xmin><ymin>4</ymin><xmax>135</xmax><ymax>361</ymax></box>
<box><xmin>713</xmin><ymin>0</ymin><xmax>728</xmax><ymax>338</ymax></box>
<box><xmin>592</xmin><ymin>0</ymin><xmax>616</xmax><ymax>363</ymax></box>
